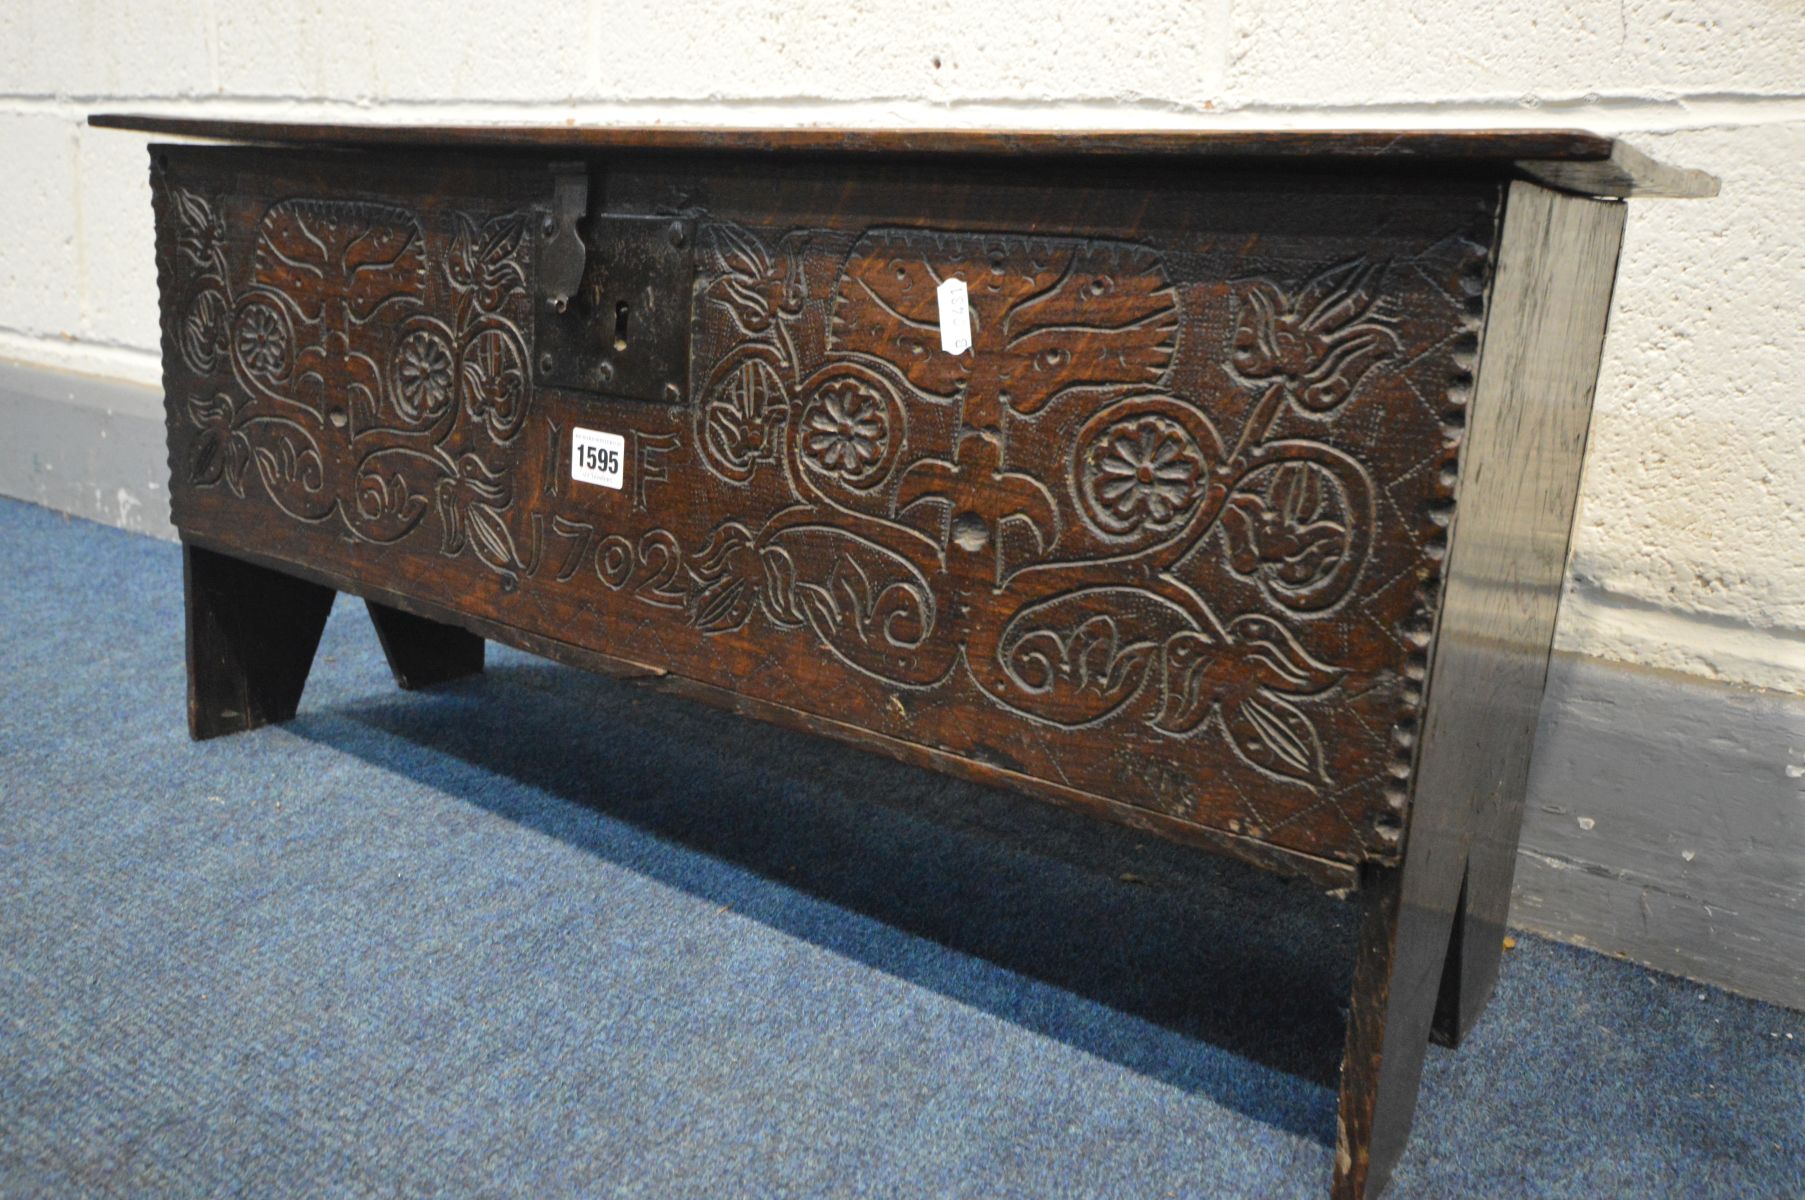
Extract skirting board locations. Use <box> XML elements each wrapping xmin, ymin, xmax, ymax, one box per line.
<box><xmin>2</xmin><ymin>356</ymin><xmax>1799</xmax><ymax>1012</ymax></box>
<box><xmin>0</xmin><ymin>357</ymin><xmax>174</xmax><ymax>540</ymax></box>
<box><xmin>1517</xmin><ymin>652</ymin><xmax>1802</xmax><ymax>1011</ymax></box>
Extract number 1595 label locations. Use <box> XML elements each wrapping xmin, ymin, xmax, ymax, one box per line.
<box><xmin>571</xmin><ymin>427</ymin><xmax>625</xmax><ymax>490</ymax></box>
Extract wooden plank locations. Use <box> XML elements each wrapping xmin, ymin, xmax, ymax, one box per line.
<box><xmin>91</xmin><ymin>114</ymin><xmax>1620</xmax><ymax>161</ymax></box>
<box><xmin>152</xmin><ymin>142</ymin><xmax>1498</xmax><ymax>877</ymax></box>
<box><xmin>1426</xmin><ymin>183</ymin><xmax>1627</xmax><ymax>1046</ymax></box>
<box><xmin>1333</xmin><ymin>181</ymin><xmax>1628</xmax><ymax>1198</ymax></box>
<box><xmin>96</xmin><ymin>116</ymin><xmax>1723</xmax><ymax>201</ymax></box>
<box><xmin>1517</xmin><ymin>140</ymin><xmax>1719</xmax><ymax>199</ymax></box>
<box><xmin>92</xmin><ymin>115</ymin><xmax>1714</xmax><ymax>198</ymax></box>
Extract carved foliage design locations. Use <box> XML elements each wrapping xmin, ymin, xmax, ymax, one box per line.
<box><xmin>164</xmin><ymin>176</ymin><xmax>1481</xmax><ymax>854</ymax></box>
<box><xmin>1231</xmin><ymin>257</ymin><xmax>1400</xmax><ymax>413</ymax></box>
<box><xmin>168</xmin><ymin>187</ymin><xmax>537</xmax><ymax>577</ymax></box>
<box><xmin>678</xmin><ymin>226</ymin><xmax>1411</xmax><ymax>804</ymax></box>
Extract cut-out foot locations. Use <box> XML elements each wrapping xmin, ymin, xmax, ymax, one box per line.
<box><xmin>184</xmin><ymin>544</ymin><xmax>335</xmax><ymax>740</ymax></box>
<box><xmin>367</xmin><ymin>600</ymin><xmax>485</xmax><ymax>691</ymax></box>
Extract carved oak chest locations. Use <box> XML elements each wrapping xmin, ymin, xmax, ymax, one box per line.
<box><xmin>97</xmin><ymin>114</ymin><xmax>1712</xmax><ymax>1199</ymax></box>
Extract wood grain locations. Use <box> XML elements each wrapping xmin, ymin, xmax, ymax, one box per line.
<box><xmin>152</xmin><ymin>144</ymin><xmax>1499</xmax><ymax>878</ymax></box>
<box><xmin>1426</xmin><ymin>183</ymin><xmax>1627</xmax><ymax>1045</ymax></box>
<box><xmin>1332</xmin><ymin>182</ymin><xmax>1628</xmax><ymax>1200</ymax></box>
<box><xmin>92</xmin><ymin>114</ymin><xmax>1718</xmax><ymax>199</ymax></box>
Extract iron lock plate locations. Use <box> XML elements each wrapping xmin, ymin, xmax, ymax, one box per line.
<box><xmin>534</xmin><ymin>211</ymin><xmax>696</xmax><ymax>403</ymax></box>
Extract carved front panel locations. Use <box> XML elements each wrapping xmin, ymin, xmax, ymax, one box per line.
<box><xmin>157</xmin><ymin>148</ymin><xmax>1496</xmax><ymax>869</ymax></box>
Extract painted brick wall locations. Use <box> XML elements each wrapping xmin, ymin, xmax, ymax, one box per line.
<box><xmin>2</xmin><ymin>0</ymin><xmax>1801</xmax><ymax>695</ymax></box>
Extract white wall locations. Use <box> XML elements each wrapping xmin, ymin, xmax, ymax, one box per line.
<box><xmin>3</xmin><ymin>0</ymin><xmax>1803</xmax><ymax>694</ymax></box>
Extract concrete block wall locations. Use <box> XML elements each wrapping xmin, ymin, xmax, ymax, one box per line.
<box><xmin>2</xmin><ymin>2</ymin><xmax>1801</xmax><ymax>1005</ymax></box>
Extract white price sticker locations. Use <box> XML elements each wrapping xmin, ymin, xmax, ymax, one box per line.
<box><xmin>936</xmin><ymin>276</ymin><xmax>971</xmax><ymax>355</ymax></box>
<box><xmin>571</xmin><ymin>427</ymin><xmax>625</xmax><ymax>490</ymax></box>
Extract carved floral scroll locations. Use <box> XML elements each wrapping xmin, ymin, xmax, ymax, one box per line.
<box><xmin>163</xmin><ymin>178</ymin><xmax>1482</xmax><ymax>854</ymax></box>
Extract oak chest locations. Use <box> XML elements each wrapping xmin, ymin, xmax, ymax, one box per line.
<box><xmin>97</xmin><ymin>114</ymin><xmax>1712</xmax><ymax>1198</ymax></box>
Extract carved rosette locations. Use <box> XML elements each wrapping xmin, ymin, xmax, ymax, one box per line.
<box><xmin>1079</xmin><ymin>411</ymin><xmax>1210</xmax><ymax>537</ymax></box>
<box><xmin>801</xmin><ymin>377</ymin><xmax>888</xmax><ymax>479</ymax></box>
<box><xmin>390</xmin><ymin>326</ymin><xmax>457</xmax><ymax>427</ymax></box>
<box><xmin>795</xmin><ymin>363</ymin><xmax>906</xmax><ymax>495</ymax></box>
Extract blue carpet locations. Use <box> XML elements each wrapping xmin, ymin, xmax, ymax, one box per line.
<box><xmin>0</xmin><ymin>495</ymin><xmax>1799</xmax><ymax>1199</ymax></box>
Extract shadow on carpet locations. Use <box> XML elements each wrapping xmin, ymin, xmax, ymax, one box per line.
<box><xmin>296</xmin><ymin>659</ymin><xmax>1360</xmax><ymax>1126</ymax></box>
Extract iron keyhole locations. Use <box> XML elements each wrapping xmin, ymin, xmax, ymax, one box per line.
<box><xmin>613</xmin><ymin>300</ymin><xmax>630</xmax><ymax>352</ymax></box>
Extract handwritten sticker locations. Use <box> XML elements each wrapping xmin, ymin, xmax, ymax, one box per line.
<box><xmin>936</xmin><ymin>276</ymin><xmax>971</xmax><ymax>355</ymax></box>
<box><xmin>571</xmin><ymin>427</ymin><xmax>625</xmax><ymax>489</ymax></box>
